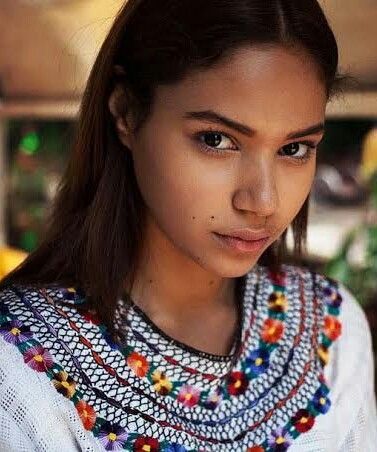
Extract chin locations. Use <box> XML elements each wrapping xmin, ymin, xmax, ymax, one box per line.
<box><xmin>207</xmin><ymin>257</ymin><xmax>260</xmax><ymax>279</ymax></box>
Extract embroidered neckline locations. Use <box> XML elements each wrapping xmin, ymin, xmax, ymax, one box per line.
<box><xmin>0</xmin><ymin>266</ymin><xmax>343</xmax><ymax>451</ymax></box>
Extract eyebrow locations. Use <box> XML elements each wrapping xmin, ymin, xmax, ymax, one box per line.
<box><xmin>183</xmin><ymin>110</ymin><xmax>325</xmax><ymax>140</ymax></box>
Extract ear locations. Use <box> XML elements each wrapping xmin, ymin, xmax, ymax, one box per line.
<box><xmin>108</xmin><ymin>84</ymin><xmax>134</xmax><ymax>150</ymax></box>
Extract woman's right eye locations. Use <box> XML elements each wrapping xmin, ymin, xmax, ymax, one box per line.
<box><xmin>194</xmin><ymin>130</ymin><xmax>238</xmax><ymax>155</ymax></box>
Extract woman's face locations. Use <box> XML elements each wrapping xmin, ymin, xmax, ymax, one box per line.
<box><xmin>122</xmin><ymin>45</ymin><xmax>327</xmax><ymax>278</ymax></box>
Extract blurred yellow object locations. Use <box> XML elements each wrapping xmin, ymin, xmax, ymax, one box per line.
<box><xmin>360</xmin><ymin>127</ymin><xmax>377</xmax><ymax>181</ymax></box>
<box><xmin>0</xmin><ymin>247</ymin><xmax>28</xmax><ymax>280</ymax></box>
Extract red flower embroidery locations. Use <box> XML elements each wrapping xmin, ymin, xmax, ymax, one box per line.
<box><xmin>82</xmin><ymin>309</ymin><xmax>101</xmax><ymax>325</ymax></box>
<box><xmin>133</xmin><ymin>436</ymin><xmax>159</xmax><ymax>452</ymax></box>
<box><xmin>319</xmin><ymin>373</ymin><xmax>326</xmax><ymax>384</ymax></box>
<box><xmin>76</xmin><ymin>400</ymin><xmax>97</xmax><ymax>430</ymax></box>
<box><xmin>177</xmin><ymin>385</ymin><xmax>200</xmax><ymax>408</ymax></box>
<box><xmin>227</xmin><ymin>371</ymin><xmax>248</xmax><ymax>396</ymax></box>
<box><xmin>324</xmin><ymin>315</ymin><xmax>342</xmax><ymax>341</ymax></box>
<box><xmin>247</xmin><ymin>447</ymin><xmax>265</xmax><ymax>452</ymax></box>
<box><xmin>127</xmin><ymin>352</ymin><xmax>149</xmax><ymax>377</ymax></box>
<box><xmin>292</xmin><ymin>409</ymin><xmax>315</xmax><ymax>433</ymax></box>
<box><xmin>23</xmin><ymin>345</ymin><xmax>54</xmax><ymax>372</ymax></box>
<box><xmin>268</xmin><ymin>270</ymin><xmax>286</xmax><ymax>286</ymax></box>
<box><xmin>261</xmin><ymin>318</ymin><xmax>284</xmax><ymax>343</ymax></box>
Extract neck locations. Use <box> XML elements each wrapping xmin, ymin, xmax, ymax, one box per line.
<box><xmin>127</xmin><ymin>219</ymin><xmax>246</xmax><ymax>317</ymax></box>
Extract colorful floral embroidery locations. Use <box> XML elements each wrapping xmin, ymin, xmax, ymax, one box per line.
<box><xmin>127</xmin><ymin>352</ymin><xmax>149</xmax><ymax>378</ymax></box>
<box><xmin>76</xmin><ymin>400</ymin><xmax>97</xmax><ymax>430</ymax></box>
<box><xmin>52</xmin><ymin>370</ymin><xmax>77</xmax><ymax>398</ymax></box>
<box><xmin>98</xmin><ymin>421</ymin><xmax>128</xmax><ymax>450</ymax></box>
<box><xmin>323</xmin><ymin>315</ymin><xmax>342</xmax><ymax>341</ymax></box>
<box><xmin>0</xmin><ymin>319</ymin><xmax>33</xmax><ymax>345</ymax></box>
<box><xmin>23</xmin><ymin>344</ymin><xmax>54</xmax><ymax>372</ymax></box>
<box><xmin>151</xmin><ymin>370</ymin><xmax>173</xmax><ymax>395</ymax></box>
<box><xmin>81</xmin><ymin>309</ymin><xmax>101</xmax><ymax>325</ymax></box>
<box><xmin>268</xmin><ymin>292</ymin><xmax>288</xmax><ymax>312</ymax></box>
<box><xmin>323</xmin><ymin>282</ymin><xmax>342</xmax><ymax>310</ymax></box>
<box><xmin>248</xmin><ymin>274</ymin><xmax>343</xmax><ymax>451</ymax></box>
<box><xmin>133</xmin><ymin>436</ymin><xmax>159</xmax><ymax>451</ymax></box>
<box><xmin>124</xmin><ymin>271</ymin><xmax>289</xmax><ymax>405</ymax></box>
<box><xmin>203</xmin><ymin>389</ymin><xmax>223</xmax><ymax>410</ymax></box>
<box><xmin>291</xmin><ymin>409</ymin><xmax>315</xmax><ymax>433</ymax></box>
<box><xmin>312</xmin><ymin>386</ymin><xmax>331</xmax><ymax>414</ymax></box>
<box><xmin>0</xmin><ymin>295</ymin><xmax>195</xmax><ymax>452</ymax></box>
<box><xmin>226</xmin><ymin>370</ymin><xmax>248</xmax><ymax>396</ymax></box>
<box><xmin>63</xmin><ymin>270</ymin><xmax>290</xmax><ymax>409</ymax></box>
<box><xmin>317</xmin><ymin>345</ymin><xmax>330</xmax><ymax>366</ymax></box>
<box><xmin>243</xmin><ymin>348</ymin><xmax>270</xmax><ymax>378</ymax></box>
<box><xmin>268</xmin><ymin>426</ymin><xmax>293</xmax><ymax>451</ymax></box>
<box><xmin>177</xmin><ymin>385</ymin><xmax>201</xmax><ymax>408</ymax></box>
<box><xmin>165</xmin><ymin>444</ymin><xmax>188</xmax><ymax>452</ymax></box>
<box><xmin>0</xmin><ymin>269</ymin><xmax>343</xmax><ymax>451</ymax></box>
<box><xmin>102</xmin><ymin>330</ymin><xmax>121</xmax><ymax>351</ymax></box>
<box><xmin>261</xmin><ymin>318</ymin><xmax>285</xmax><ymax>343</ymax></box>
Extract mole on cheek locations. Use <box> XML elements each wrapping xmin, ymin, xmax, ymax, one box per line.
<box><xmin>210</xmin><ymin>216</ymin><xmax>215</xmax><ymax>219</ymax></box>
<box><xmin>192</xmin><ymin>216</ymin><xmax>196</xmax><ymax>220</ymax></box>
<box><xmin>149</xmin><ymin>279</ymin><xmax>153</xmax><ymax>284</ymax></box>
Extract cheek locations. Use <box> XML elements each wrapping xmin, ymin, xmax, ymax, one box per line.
<box><xmin>131</xmin><ymin>133</ymin><xmax>227</xmax><ymax>236</ymax></box>
<box><xmin>276</xmin><ymin>162</ymin><xmax>315</xmax><ymax>221</ymax></box>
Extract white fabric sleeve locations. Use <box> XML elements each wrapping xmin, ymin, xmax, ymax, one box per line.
<box><xmin>330</xmin><ymin>282</ymin><xmax>377</xmax><ymax>451</ymax></box>
<box><xmin>289</xmin><ymin>278</ymin><xmax>377</xmax><ymax>452</ymax></box>
<box><xmin>0</xmin><ymin>336</ymin><xmax>102</xmax><ymax>452</ymax></box>
<box><xmin>0</xmin><ymin>404</ymin><xmax>35</xmax><ymax>452</ymax></box>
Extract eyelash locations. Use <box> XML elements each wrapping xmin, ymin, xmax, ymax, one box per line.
<box><xmin>193</xmin><ymin>129</ymin><xmax>318</xmax><ymax>163</ymax></box>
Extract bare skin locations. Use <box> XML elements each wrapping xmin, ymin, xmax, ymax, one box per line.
<box><xmin>109</xmin><ymin>44</ymin><xmax>327</xmax><ymax>355</ymax></box>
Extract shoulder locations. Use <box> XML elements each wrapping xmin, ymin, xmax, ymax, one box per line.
<box><xmin>336</xmin><ymin>281</ymin><xmax>373</xmax><ymax>355</ymax></box>
<box><xmin>0</xmin><ymin>283</ymin><xmax>95</xmax><ymax>375</ymax></box>
<box><xmin>279</xmin><ymin>263</ymin><xmax>368</xmax><ymax>325</ymax></box>
<box><xmin>0</xmin><ymin>283</ymin><xmax>91</xmax><ymax>325</ymax></box>
<box><xmin>0</xmin><ymin>284</ymin><xmax>102</xmax><ymax>450</ymax></box>
<box><xmin>284</xmin><ymin>265</ymin><xmax>377</xmax><ymax>440</ymax></box>
<box><xmin>327</xmin><ymin>279</ymin><xmax>374</xmax><ymax>385</ymax></box>
<box><xmin>282</xmin><ymin>263</ymin><xmax>374</xmax><ymax>381</ymax></box>
<box><xmin>0</xmin><ymin>334</ymin><xmax>101</xmax><ymax>451</ymax></box>
<box><xmin>0</xmin><ymin>282</ymin><xmax>81</xmax><ymax>374</ymax></box>
<box><xmin>0</xmin><ymin>283</ymin><xmax>86</xmax><ymax>307</ymax></box>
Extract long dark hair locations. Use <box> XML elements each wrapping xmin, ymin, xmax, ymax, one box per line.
<box><xmin>1</xmin><ymin>0</ymin><xmax>343</xmax><ymax>339</ymax></box>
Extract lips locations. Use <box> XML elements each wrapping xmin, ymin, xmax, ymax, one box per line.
<box><xmin>213</xmin><ymin>233</ymin><xmax>270</xmax><ymax>254</ymax></box>
<box><xmin>216</xmin><ymin>228</ymin><xmax>270</xmax><ymax>242</ymax></box>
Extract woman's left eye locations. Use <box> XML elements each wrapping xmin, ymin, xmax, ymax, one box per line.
<box><xmin>278</xmin><ymin>142</ymin><xmax>317</xmax><ymax>162</ymax></box>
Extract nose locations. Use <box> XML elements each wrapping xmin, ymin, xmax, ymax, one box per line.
<box><xmin>232</xmin><ymin>155</ymin><xmax>279</xmax><ymax>218</ymax></box>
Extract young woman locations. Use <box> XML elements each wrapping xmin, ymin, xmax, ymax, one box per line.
<box><xmin>0</xmin><ymin>1</ymin><xmax>376</xmax><ymax>450</ymax></box>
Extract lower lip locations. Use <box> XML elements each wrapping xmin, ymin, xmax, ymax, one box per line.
<box><xmin>213</xmin><ymin>233</ymin><xmax>269</xmax><ymax>254</ymax></box>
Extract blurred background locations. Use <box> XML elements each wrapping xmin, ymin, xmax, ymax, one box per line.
<box><xmin>0</xmin><ymin>0</ymin><xmax>376</xmax><ymax>378</ymax></box>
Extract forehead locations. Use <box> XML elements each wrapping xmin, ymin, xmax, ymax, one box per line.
<box><xmin>153</xmin><ymin>45</ymin><xmax>327</xmax><ymax>134</ymax></box>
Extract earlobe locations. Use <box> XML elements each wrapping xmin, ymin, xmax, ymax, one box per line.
<box><xmin>115</xmin><ymin>118</ymin><xmax>132</xmax><ymax>149</ymax></box>
<box><xmin>108</xmin><ymin>86</ymin><xmax>133</xmax><ymax>150</ymax></box>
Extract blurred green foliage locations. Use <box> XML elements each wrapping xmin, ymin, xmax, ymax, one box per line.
<box><xmin>324</xmin><ymin>172</ymin><xmax>377</xmax><ymax>307</ymax></box>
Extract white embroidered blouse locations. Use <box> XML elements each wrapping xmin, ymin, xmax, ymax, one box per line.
<box><xmin>0</xmin><ymin>264</ymin><xmax>376</xmax><ymax>451</ymax></box>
